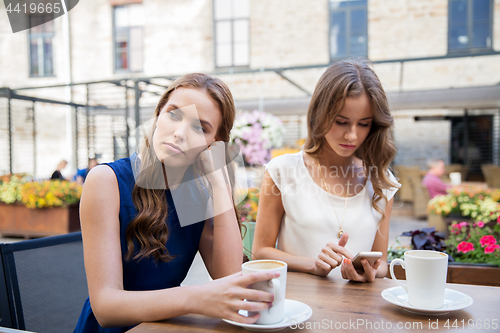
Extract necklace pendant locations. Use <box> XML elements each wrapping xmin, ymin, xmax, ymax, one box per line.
<box><xmin>338</xmin><ymin>229</ymin><xmax>344</xmax><ymax>238</ymax></box>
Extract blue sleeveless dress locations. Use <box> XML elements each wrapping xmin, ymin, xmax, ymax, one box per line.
<box><xmin>74</xmin><ymin>155</ymin><xmax>207</xmax><ymax>333</ymax></box>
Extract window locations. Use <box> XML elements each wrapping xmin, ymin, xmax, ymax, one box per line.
<box><xmin>214</xmin><ymin>0</ymin><xmax>250</xmax><ymax>68</ymax></box>
<box><xmin>448</xmin><ymin>0</ymin><xmax>493</xmax><ymax>53</ymax></box>
<box><xmin>113</xmin><ymin>4</ymin><xmax>143</xmax><ymax>72</ymax></box>
<box><xmin>29</xmin><ymin>15</ymin><xmax>55</xmax><ymax>77</ymax></box>
<box><xmin>329</xmin><ymin>0</ymin><xmax>367</xmax><ymax>60</ymax></box>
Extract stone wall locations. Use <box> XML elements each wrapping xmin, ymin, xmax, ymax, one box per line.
<box><xmin>1</xmin><ymin>0</ymin><xmax>499</xmax><ymax>177</ymax></box>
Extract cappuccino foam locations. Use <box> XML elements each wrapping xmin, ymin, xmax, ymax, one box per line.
<box><xmin>245</xmin><ymin>261</ymin><xmax>285</xmax><ymax>270</ymax></box>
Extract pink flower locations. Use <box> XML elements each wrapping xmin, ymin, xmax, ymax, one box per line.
<box><xmin>473</xmin><ymin>221</ymin><xmax>485</xmax><ymax>228</ymax></box>
<box><xmin>459</xmin><ymin>221</ymin><xmax>468</xmax><ymax>228</ymax></box>
<box><xmin>479</xmin><ymin>235</ymin><xmax>497</xmax><ymax>248</ymax></box>
<box><xmin>484</xmin><ymin>244</ymin><xmax>500</xmax><ymax>254</ymax></box>
<box><xmin>457</xmin><ymin>241</ymin><xmax>475</xmax><ymax>253</ymax></box>
<box><xmin>497</xmin><ymin>215</ymin><xmax>500</xmax><ymax>225</ymax></box>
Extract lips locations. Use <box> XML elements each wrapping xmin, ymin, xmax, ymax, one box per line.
<box><xmin>340</xmin><ymin>144</ymin><xmax>356</xmax><ymax>150</ymax></box>
<box><xmin>164</xmin><ymin>142</ymin><xmax>184</xmax><ymax>154</ymax></box>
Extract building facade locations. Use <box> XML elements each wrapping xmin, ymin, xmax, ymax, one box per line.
<box><xmin>0</xmin><ymin>0</ymin><xmax>499</xmax><ymax>178</ymax></box>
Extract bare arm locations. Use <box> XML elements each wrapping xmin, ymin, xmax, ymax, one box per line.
<box><xmin>371</xmin><ymin>197</ymin><xmax>393</xmax><ymax>278</ymax></box>
<box><xmin>81</xmin><ymin>165</ymin><xmax>275</xmax><ymax>328</ymax></box>
<box><xmin>198</xmin><ymin>168</ymin><xmax>243</xmax><ymax>279</ymax></box>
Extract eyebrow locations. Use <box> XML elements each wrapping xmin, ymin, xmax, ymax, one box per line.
<box><xmin>167</xmin><ymin>104</ymin><xmax>213</xmax><ymax>130</ymax></box>
<box><xmin>338</xmin><ymin>115</ymin><xmax>373</xmax><ymax>121</ymax></box>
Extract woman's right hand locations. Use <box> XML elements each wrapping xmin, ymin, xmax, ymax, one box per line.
<box><xmin>312</xmin><ymin>233</ymin><xmax>352</xmax><ymax>276</ymax></box>
<box><xmin>192</xmin><ymin>270</ymin><xmax>279</xmax><ymax>324</ymax></box>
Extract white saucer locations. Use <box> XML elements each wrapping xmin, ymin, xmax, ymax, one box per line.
<box><xmin>381</xmin><ymin>286</ymin><xmax>473</xmax><ymax>316</ymax></box>
<box><xmin>223</xmin><ymin>299</ymin><xmax>313</xmax><ymax>332</ymax></box>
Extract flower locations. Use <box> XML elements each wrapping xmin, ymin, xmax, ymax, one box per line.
<box><xmin>480</xmin><ymin>235</ymin><xmax>497</xmax><ymax>248</ymax></box>
<box><xmin>231</xmin><ymin>110</ymin><xmax>284</xmax><ymax>165</ymax></box>
<box><xmin>236</xmin><ymin>187</ymin><xmax>260</xmax><ymax>223</ymax></box>
<box><xmin>484</xmin><ymin>244</ymin><xmax>500</xmax><ymax>254</ymax></box>
<box><xmin>457</xmin><ymin>241</ymin><xmax>474</xmax><ymax>253</ymax></box>
<box><xmin>473</xmin><ymin>221</ymin><xmax>485</xmax><ymax>228</ymax></box>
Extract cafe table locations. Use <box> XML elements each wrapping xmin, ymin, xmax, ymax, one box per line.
<box><xmin>128</xmin><ymin>272</ymin><xmax>500</xmax><ymax>333</ymax></box>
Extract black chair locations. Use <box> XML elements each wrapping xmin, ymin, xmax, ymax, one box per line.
<box><xmin>0</xmin><ymin>232</ymin><xmax>88</xmax><ymax>332</ymax></box>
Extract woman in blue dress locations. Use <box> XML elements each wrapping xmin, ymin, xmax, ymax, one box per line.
<box><xmin>74</xmin><ymin>74</ymin><xmax>278</xmax><ymax>332</ymax></box>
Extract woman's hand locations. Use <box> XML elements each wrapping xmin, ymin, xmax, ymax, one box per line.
<box><xmin>197</xmin><ymin>141</ymin><xmax>229</xmax><ymax>188</ymax></box>
<box><xmin>312</xmin><ymin>233</ymin><xmax>352</xmax><ymax>277</ymax></box>
<box><xmin>340</xmin><ymin>257</ymin><xmax>381</xmax><ymax>282</ymax></box>
<box><xmin>192</xmin><ymin>271</ymin><xmax>279</xmax><ymax>324</ymax></box>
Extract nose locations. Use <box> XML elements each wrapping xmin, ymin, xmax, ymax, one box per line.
<box><xmin>345</xmin><ymin>125</ymin><xmax>357</xmax><ymax>143</ymax></box>
<box><xmin>173</xmin><ymin>124</ymin><xmax>187</xmax><ymax>141</ymax></box>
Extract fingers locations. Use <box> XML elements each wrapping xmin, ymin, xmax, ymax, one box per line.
<box><xmin>240</xmin><ymin>289</ymin><xmax>275</xmax><ymax>303</ymax></box>
<box><xmin>319</xmin><ymin>247</ymin><xmax>342</xmax><ymax>268</ymax></box>
<box><xmin>314</xmin><ymin>259</ymin><xmax>332</xmax><ymax>277</ymax></box>
<box><xmin>238</xmin><ymin>271</ymin><xmax>280</xmax><ymax>288</ymax></box>
<box><xmin>372</xmin><ymin>259</ymin><xmax>382</xmax><ymax>270</ymax></box>
<box><xmin>341</xmin><ymin>258</ymin><xmax>378</xmax><ymax>282</ymax></box>
<box><xmin>236</xmin><ymin>299</ymin><xmax>272</xmax><ymax>313</ymax></box>
<box><xmin>338</xmin><ymin>232</ymin><xmax>349</xmax><ymax>247</ymax></box>
<box><xmin>341</xmin><ymin>258</ymin><xmax>365</xmax><ymax>282</ymax></box>
<box><xmin>227</xmin><ymin>312</ymin><xmax>261</xmax><ymax>325</ymax></box>
<box><xmin>325</xmin><ymin>242</ymin><xmax>353</xmax><ymax>259</ymax></box>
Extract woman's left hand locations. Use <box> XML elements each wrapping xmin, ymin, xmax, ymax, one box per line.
<box><xmin>197</xmin><ymin>141</ymin><xmax>229</xmax><ymax>187</ymax></box>
<box><xmin>340</xmin><ymin>258</ymin><xmax>381</xmax><ymax>283</ymax></box>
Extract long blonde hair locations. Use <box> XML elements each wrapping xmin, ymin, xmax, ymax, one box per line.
<box><xmin>304</xmin><ymin>58</ymin><xmax>397</xmax><ymax>221</ymax></box>
<box><xmin>127</xmin><ymin>73</ymin><xmax>239</xmax><ymax>262</ymax></box>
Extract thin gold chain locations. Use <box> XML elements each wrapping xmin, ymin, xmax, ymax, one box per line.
<box><xmin>316</xmin><ymin>156</ymin><xmax>349</xmax><ymax>238</ymax></box>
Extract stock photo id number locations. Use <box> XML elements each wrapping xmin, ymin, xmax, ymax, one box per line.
<box><xmin>4</xmin><ymin>0</ymin><xmax>79</xmax><ymax>33</ymax></box>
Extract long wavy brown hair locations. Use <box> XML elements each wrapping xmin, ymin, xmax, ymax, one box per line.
<box><xmin>126</xmin><ymin>73</ymin><xmax>239</xmax><ymax>262</ymax></box>
<box><xmin>304</xmin><ymin>58</ymin><xmax>397</xmax><ymax>223</ymax></box>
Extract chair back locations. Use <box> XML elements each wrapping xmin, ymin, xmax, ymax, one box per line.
<box><xmin>393</xmin><ymin>165</ymin><xmax>422</xmax><ymax>202</ymax></box>
<box><xmin>0</xmin><ymin>232</ymin><xmax>88</xmax><ymax>333</ymax></box>
<box><xmin>481</xmin><ymin>164</ymin><xmax>500</xmax><ymax>188</ymax></box>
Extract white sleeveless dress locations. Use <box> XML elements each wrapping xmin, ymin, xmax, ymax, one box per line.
<box><xmin>264</xmin><ymin>151</ymin><xmax>401</xmax><ymax>277</ymax></box>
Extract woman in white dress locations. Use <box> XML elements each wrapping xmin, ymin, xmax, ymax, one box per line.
<box><xmin>253</xmin><ymin>58</ymin><xmax>401</xmax><ymax>282</ymax></box>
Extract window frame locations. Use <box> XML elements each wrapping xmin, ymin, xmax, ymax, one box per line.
<box><xmin>447</xmin><ymin>0</ymin><xmax>494</xmax><ymax>54</ymax></box>
<box><xmin>28</xmin><ymin>14</ymin><xmax>56</xmax><ymax>78</ymax></box>
<box><xmin>328</xmin><ymin>0</ymin><xmax>368</xmax><ymax>62</ymax></box>
<box><xmin>213</xmin><ymin>0</ymin><xmax>250</xmax><ymax>69</ymax></box>
<box><xmin>112</xmin><ymin>4</ymin><xmax>144</xmax><ymax>73</ymax></box>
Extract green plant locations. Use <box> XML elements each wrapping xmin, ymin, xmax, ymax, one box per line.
<box><xmin>236</xmin><ymin>187</ymin><xmax>260</xmax><ymax>222</ymax></box>
<box><xmin>0</xmin><ymin>174</ymin><xmax>82</xmax><ymax>208</ymax></box>
<box><xmin>428</xmin><ymin>187</ymin><xmax>500</xmax><ymax>223</ymax></box>
<box><xmin>387</xmin><ymin>237</ymin><xmax>410</xmax><ymax>261</ymax></box>
<box><xmin>446</xmin><ymin>220</ymin><xmax>500</xmax><ymax>267</ymax></box>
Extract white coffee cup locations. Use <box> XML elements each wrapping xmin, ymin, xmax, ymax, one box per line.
<box><xmin>390</xmin><ymin>250</ymin><xmax>448</xmax><ymax>309</ymax></box>
<box><xmin>450</xmin><ymin>172</ymin><xmax>461</xmax><ymax>185</ymax></box>
<box><xmin>242</xmin><ymin>260</ymin><xmax>287</xmax><ymax>325</ymax></box>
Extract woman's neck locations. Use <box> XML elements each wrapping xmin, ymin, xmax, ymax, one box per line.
<box><xmin>163</xmin><ymin>165</ymin><xmax>189</xmax><ymax>190</ymax></box>
<box><xmin>317</xmin><ymin>144</ymin><xmax>355</xmax><ymax>170</ymax></box>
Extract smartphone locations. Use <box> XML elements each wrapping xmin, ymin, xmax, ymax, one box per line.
<box><xmin>351</xmin><ymin>251</ymin><xmax>383</xmax><ymax>271</ymax></box>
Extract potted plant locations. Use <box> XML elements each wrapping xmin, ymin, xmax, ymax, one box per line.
<box><xmin>236</xmin><ymin>187</ymin><xmax>260</xmax><ymax>260</ymax></box>
<box><xmin>427</xmin><ymin>187</ymin><xmax>500</xmax><ymax>233</ymax></box>
<box><xmin>0</xmin><ymin>174</ymin><xmax>82</xmax><ymax>238</ymax></box>
<box><xmin>391</xmin><ymin>224</ymin><xmax>500</xmax><ymax>286</ymax></box>
<box><xmin>230</xmin><ymin>109</ymin><xmax>284</xmax><ymax>166</ymax></box>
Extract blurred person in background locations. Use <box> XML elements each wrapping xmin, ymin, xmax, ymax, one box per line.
<box><xmin>75</xmin><ymin>158</ymin><xmax>99</xmax><ymax>184</ymax></box>
<box><xmin>51</xmin><ymin>160</ymin><xmax>68</xmax><ymax>180</ymax></box>
<box><xmin>422</xmin><ymin>159</ymin><xmax>451</xmax><ymax>198</ymax></box>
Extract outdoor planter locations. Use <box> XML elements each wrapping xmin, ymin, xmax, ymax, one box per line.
<box><xmin>0</xmin><ymin>202</ymin><xmax>80</xmax><ymax>238</ymax></box>
<box><xmin>388</xmin><ymin>261</ymin><xmax>500</xmax><ymax>287</ymax></box>
<box><xmin>427</xmin><ymin>213</ymin><xmax>473</xmax><ymax>235</ymax></box>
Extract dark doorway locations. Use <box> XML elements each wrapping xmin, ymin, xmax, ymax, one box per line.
<box><xmin>450</xmin><ymin>114</ymin><xmax>493</xmax><ymax>181</ymax></box>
